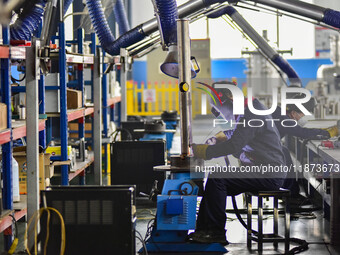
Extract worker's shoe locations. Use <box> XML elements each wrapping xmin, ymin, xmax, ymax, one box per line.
<box><xmin>186</xmin><ymin>230</ymin><xmax>229</xmax><ymax>246</ymax></box>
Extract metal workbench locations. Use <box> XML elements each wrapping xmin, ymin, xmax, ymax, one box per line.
<box><xmin>288</xmin><ymin>119</ymin><xmax>340</xmax><ymax>245</ymax></box>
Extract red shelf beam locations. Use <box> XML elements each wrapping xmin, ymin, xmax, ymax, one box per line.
<box><xmin>0</xmin><ymin>129</ymin><xmax>11</xmax><ymax>145</ymax></box>
<box><xmin>12</xmin><ymin>120</ymin><xmax>46</xmax><ymax>140</ymax></box>
<box><xmin>0</xmin><ymin>45</ymin><xmax>9</xmax><ymax>58</ymax></box>
<box><xmin>0</xmin><ymin>209</ymin><xmax>27</xmax><ymax>233</ymax></box>
<box><xmin>107</xmin><ymin>96</ymin><xmax>121</xmax><ymax>106</ymax></box>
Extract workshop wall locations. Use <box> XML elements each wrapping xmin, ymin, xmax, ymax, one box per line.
<box><xmin>132</xmin><ymin>58</ymin><xmax>332</xmax><ymax>88</ymax></box>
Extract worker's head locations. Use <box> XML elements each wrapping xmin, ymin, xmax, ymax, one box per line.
<box><xmin>210</xmin><ymin>81</ymin><xmax>237</xmax><ymax>121</ymax></box>
<box><xmin>286</xmin><ymin>94</ymin><xmax>317</xmax><ymax>126</ymax></box>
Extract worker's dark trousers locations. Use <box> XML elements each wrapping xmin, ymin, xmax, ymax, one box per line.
<box><xmin>196</xmin><ymin>176</ymin><xmax>284</xmax><ymax>233</ymax></box>
<box><xmin>282</xmin><ymin>146</ymin><xmax>300</xmax><ymax>196</ymax></box>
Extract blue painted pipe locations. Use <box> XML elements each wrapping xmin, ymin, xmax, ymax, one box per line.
<box><xmin>113</xmin><ymin>0</ymin><xmax>130</xmax><ymax>35</ymax></box>
<box><xmin>10</xmin><ymin>0</ymin><xmax>74</xmax><ymax>41</ymax></box>
<box><xmin>154</xmin><ymin>0</ymin><xmax>178</xmax><ymax>45</ymax></box>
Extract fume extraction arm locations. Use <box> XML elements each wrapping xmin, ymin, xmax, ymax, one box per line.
<box><xmin>207</xmin><ymin>5</ymin><xmax>302</xmax><ymax>86</ymax></box>
<box><xmin>84</xmin><ymin>0</ymin><xmax>340</xmax><ymax>58</ymax></box>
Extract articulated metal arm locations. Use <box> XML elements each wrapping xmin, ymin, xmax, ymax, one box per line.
<box><xmin>240</xmin><ymin>0</ymin><xmax>340</xmax><ymax>29</ymax></box>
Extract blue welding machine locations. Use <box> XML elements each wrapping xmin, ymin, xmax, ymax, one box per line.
<box><xmin>140</xmin><ymin>156</ymin><xmax>228</xmax><ymax>253</ymax></box>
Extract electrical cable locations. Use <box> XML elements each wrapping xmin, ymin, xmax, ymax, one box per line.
<box><xmin>24</xmin><ymin>207</ymin><xmax>66</xmax><ymax>255</ymax></box>
<box><xmin>11</xmin><ymin>73</ymin><xmax>26</xmax><ymax>84</ymax></box>
<box><xmin>231</xmin><ymin>195</ymin><xmax>309</xmax><ymax>254</ymax></box>
<box><xmin>43</xmin><ymin>210</ymin><xmax>51</xmax><ymax>255</ymax></box>
<box><xmin>110</xmin><ymin>128</ymin><xmax>133</xmax><ymax>141</ymax></box>
<box><xmin>136</xmin><ymin>230</ymin><xmax>148</xmax><ymax>255</ymax></box>
<box><xmin>7</xmin><ymin>214</ymin><xmax>19</xmax><ymax>255</ymax></box>
<box><xmin>8</xmin><ymin>214</ymin><xmax>18</xmax><ymax>238</ymax></box>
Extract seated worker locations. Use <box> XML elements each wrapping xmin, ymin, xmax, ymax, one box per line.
<box><xmin>273</xmin><ymin>94</ymin><xmax>338</xmax><ymax>197</ymax></box>
<box><xmin>188</xmin><ymin>82</ymin><xmax>286</xmax><ymax>245</ymax></box>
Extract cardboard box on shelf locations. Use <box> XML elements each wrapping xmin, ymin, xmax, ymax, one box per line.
<box><xmin>44</xmin><ymin>154</ymin><xmax>54</xmax><ymax>179</ymax></box>
<box><xmin>69</xmin><ymin>122</ymin><xmax>92</xmax><ymax>138</ymax></box>
<box><xmin>13</xmin><ymin>146</ymin><xmax>46</xmax><ymax>194</ymax></box>
<box><xmin>67</xmin><ymin>89</ymin><xmax>82</xmax><ymax>109</ymax></box>
<box><xmin>0</xmin><ymin>103</ymin><xmax>7</xmax><ymax>131</ymax></box>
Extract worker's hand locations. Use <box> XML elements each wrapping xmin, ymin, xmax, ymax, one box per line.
<box><xmin>324</xmin><ymin>125</ymin><xmax>339</xmax><ymax>138</ymax></box>
<box><xmin>205</xmin><ymin>131</ymin><xmax>228</xmax><ymax>145</ymax></box>
<box><xmin>192</xmin><ymin>144</ymin><xmax>209</xmax><ymax>160</ymax></box>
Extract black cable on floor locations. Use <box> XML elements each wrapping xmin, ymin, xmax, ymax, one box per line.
<box><xmin>136</xmin><ymin>230</ymin><xmax>148</xmax><ymax>255</ymax></box>
<box><xmin>231</xmin><ymin>196</ymin><xmax>309</xmax><ymax>254</ymax></box>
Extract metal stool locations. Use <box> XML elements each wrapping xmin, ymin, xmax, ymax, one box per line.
<box><xmin>246</xmin><ymin>189</ymin><xmax>290</xmax><ymax>254</ymax></box>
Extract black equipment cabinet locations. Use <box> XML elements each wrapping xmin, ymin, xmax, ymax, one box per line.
<box><xmin>40</xmin><ymin>185</ymin><xmax>136</xmax><ymax>255</ymax></box>
<box><xmin>110</xmin><ymin>141</ymin><xmax>166</xmax><ymax>195</ymax></box>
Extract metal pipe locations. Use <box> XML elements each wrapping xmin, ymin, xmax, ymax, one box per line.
<box><xmin>177</xmin><ymin>19</ymin><xmax>192</xmax><ymax>157</ymax></box>
<box><xmin>93</xmin><ymin>47</ymin><xmax>103</xmax><ymax>185</ymax></box>
<box><xmin>26</xmin><ymin>38</ymin><xmax>40</xmax><ymax>249</ymax></box>
<box><xmin>120</xmin><ymin>48</ymin><xmax>128</xmax><ymax>122</ymax></box>
<box><xmin>246</xmin><ymin>0</ymin><xmax>326</xmax><ymax>21</ymax></box>
<box><xmin>40</xmin><ymin>0</ymin><xmax>57</xmax><ymax>46</ymax></box>
<box><xmin>59</xmin><ymin>0</ymin><xmax>69</xmax><ymax>185</ymax></box>
<box><xmin>227</xmin><ymin>7</ymin><xmax>277</xmax><ymax>59</ymax></box>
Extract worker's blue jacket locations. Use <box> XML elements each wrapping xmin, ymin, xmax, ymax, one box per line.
<box><xmin>206</xmin><ymin>99</ymin><xmax>286</xmax><ymax>173</ymax></box>
<box><xmin>272</xmin><ymin>107</ymin><xmax>330</xmax><ymax>139</ymax></box>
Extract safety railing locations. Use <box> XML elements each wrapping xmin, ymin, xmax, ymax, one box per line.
<box><xmin>127</xmin><ymin>81</ymin><xmax>208</xmax><ymax>118</ymax></box>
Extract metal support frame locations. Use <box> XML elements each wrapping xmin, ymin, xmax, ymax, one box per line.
<box><xmin>177</xmin><ymin>19</ymin><xmax>192</xmax><ymax>157</ymax></box>
<box><xmin>77</xmin><ymin>28</ymin><xmax>86</xmax><ymax>185</ymax></box>
<box><xmin>1</xmin><ymin>23</ymin><xmax>13</xmax><ymax>251</ymax></box>
<box><xmin>102</xmin><ymin>51</ymin><xmax>108</xmax><ymax>175</ymax></box>
<box><xmin>77</xmin><ymin>28</ymin><xmax>85</xmax><ymax>140</ymax></box>
<box><xmin>246</xmin><ymin>191</ymin><xmax>291</xmax><ymax>253</ymax></box>
<box><xmin>59</xmin><ymin>0</ymin><xmax>69</xmax><ymax>185</ymax></box>
<box><xmin>93</xmin><ymin>47</ymin><xmax>102</xmax><ymax>185</ymax></box>
<box><xmin>90</xmin><ymin>33</ymin><xmax>96</xmax><ymax>141</ymax></box>
<box><xmin>26</xmin><ymin>38</ymin><xmax>41</xmax><ymax>249</ymax></box>
<box><xmin>120</xmin><ymin>48</ymin><xmax>127</xmax><ymax>122</ymax></box>
<box><xmin>39</xmin><ymin>75</ymin><xmax>46</xmax><ymax>148</ymax></box>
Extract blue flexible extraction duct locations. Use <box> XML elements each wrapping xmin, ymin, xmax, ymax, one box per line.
<box><xmin>106</xmin><ymin>25</ymin><xmax>145</xmax><ymax>55</ymax></box>
<box><xmin>10</xmin><ymin>0</ymin><xmax>74</xmax><ymax>41</ymax></box>
<box><xmin>86</xmin><ymin>0</ymin><xmax>116</xmax><ymax>51</ymax></box>
<box><xmin>10</xmin><ymin>0</ymin><xmax>46</xmax><ymax>41</ymax></box>
<box><xmin>113</xmin><ymin>0</ymin><xmax>130</xmax><ymax>36</ymax></box>
<box><xmin>322</xmin><ymin>9</ymin><xmax>340</xmax><ymax>29</ymax></box>
<box><xmin>154</xmin><ymin>0</ymin><xmax>178</xmax><ymax>46</ymax></box>
<box><xmin>272</xmin><ymin>55</ymin><xmax>300</xmax><ymax>81</ymax></box>
<box><xmin>86</xmin><ymin>0</ymin><xmax>144</xmax><ymax>56</ymax></box>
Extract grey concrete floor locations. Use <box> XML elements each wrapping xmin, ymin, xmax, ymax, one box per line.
<box><xmin>135</xmin><ymin>196</ymin><xmax>339</xmax><ymax>255</ymax></box>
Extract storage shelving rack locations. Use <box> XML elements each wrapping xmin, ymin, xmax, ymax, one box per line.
<box><xmin>0</xmin><ymin>2</ymin><xmax>122</xmax><ymax>251</ymax></box>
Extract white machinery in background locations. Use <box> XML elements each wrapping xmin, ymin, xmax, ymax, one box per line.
<box><xmin>317</xmin><ymin>35</ymin><xmax>340</xmax><ymax>95</ymax></box>
<box><xmin>242</xmin><ymin>30</ymin><xmax>293</xmax><ymax>106</ymax></box>
<box><xmin>307</xmin><ymin>35</ymin><xmax>340</xmax><ymax>118</ymax></box>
